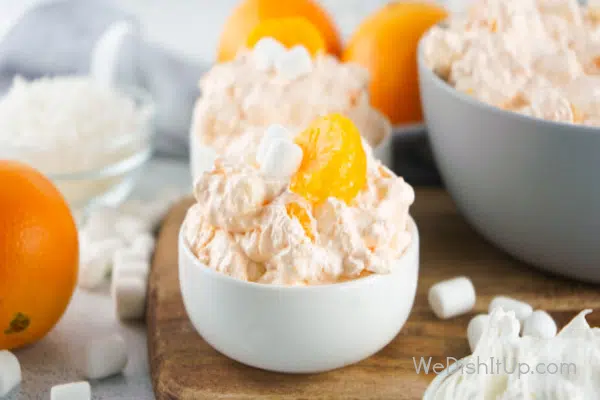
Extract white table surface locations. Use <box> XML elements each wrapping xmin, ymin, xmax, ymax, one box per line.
<box><xmin>6</xmin><ymin>158</ymin><xmax>191</xmax><ymax>400</ymax></box>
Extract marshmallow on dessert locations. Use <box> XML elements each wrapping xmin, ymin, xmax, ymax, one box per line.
<box><xmin>274</xmin><ymin>45</ymin><xmax>313</xmax><ymax>81</ymax></box>
<box><xmin>259</xmin><ymin>138</ymin><xmax>303</xmax><ymax>178</ymax></box>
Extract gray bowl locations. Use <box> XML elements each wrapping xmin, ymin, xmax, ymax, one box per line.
<box><xmin>417</xmin><ymin>35</ymin><xmax>600</xmax><ymax>284</ymax></box>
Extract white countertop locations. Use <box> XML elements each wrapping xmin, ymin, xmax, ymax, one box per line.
<box><xmin>6</xmin><ymin>158</ymin><xmax>191</xmax><ymax>400</ymax></box>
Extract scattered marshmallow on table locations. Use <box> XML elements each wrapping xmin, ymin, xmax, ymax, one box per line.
<box><xmin>80</xmin><ymin>207</ymin><xmax>119</xmax><ymax>241</ymax></box>
<box><xmin>467</xmin><ymin>314</ymin><xmax>490</xmax><ymax>352</ymax></box>
<box><xmin>79</xmin><ymin>334</ymin><xmax>128</xmax><ymax>380</ymax></box>
<box><xmin>112</xmin><ymin>248</ymin><xmax>147</xmax><ymax>269</ymax></box>
<box><xmin>50</xmin><ymin>381</ymin><xmax>91</xmax><ymax>400</ymax></box>
<box><xmin>113</xmin><ymin>259</ymin><xmax>150</xmax><ymax>281</ymax></box>
<box><xmin>78</xmin><ymin>237</ymin><xmax>124</xmax><ymax>289</ymax></box>
<box><xmin>113</xmin><ymin>276</ymin><xmax>147</xmax><ymax>320</ymax></box>
<box><xmin>0</xmin><ymin>350</ymin><xmax>21</xmax><ymax>397</ymax></box>
<box><xmin>260</xmin><ymin>138</ymin><xmax>303</xmax><ymax>178</ymax></box>
<box><xmin>275</xmin><ymin>45</ymin><xmax>313</xmax><ymax>81</ymax></box>
<box><xmin>252</xmin><ymin>37</ymin><xmax>286</xmax><ymax>71</ymax></box>
<box><xmin>114</xmin><ymin>215</ymin><xmax>149</xmax><ymax>243</ymax></box>
<box><xmin>256</xmin><ymin>124</ymin><xmax>292</xmax><ymax>162</ymax></box>
<box><xmin>428</xmin><ymin>276</ymin><xmax>476</xmax><ymax>319</ymax></box>
<box><xmin>130</xmin><ymin>232</ymin><xmax>156</xmax><ymax>259</ymax></box>
<box><xmin>522</xmin><ymin>310</ymin><xmax>557</xmax><ymax>339</ymax></box>
<box><xmin>489</xmin><ymin>296</ymin><xmax>533</xmax><ymax>322</ymax></box>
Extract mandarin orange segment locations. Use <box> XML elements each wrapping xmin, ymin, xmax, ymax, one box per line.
<box><xmin>286</xmin><ymin>202</ymin><xmax>315</xmax><ymax>241</ymax></box>
<box><xmin>290</xmin><ymin>113</ymin><xmax>367</xmax><ymax>205</ymax></box>
<box><xmin>246</xmin><ymin>17</ymin><xmax>326</xmax><ymax>56</ymax></box>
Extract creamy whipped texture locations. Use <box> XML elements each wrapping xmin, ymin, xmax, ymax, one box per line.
<box><xmin>422</xmin><ymin>0</ymin><xmax>600</xmax><ymax>126</ymax></box>
<box><xmin>192</xmin><ymin>49</ymin><xmax>390</xmax><ymax>163</ymax></box>
<box><xmin>183</xmin><ymin>142</ymin><xmax>414</xmax><ymax>285</ymax></box>
<box><xmin>430</xmin><ymin>308</ymin><xmax>600</xmax><ymax>399</ymax></box>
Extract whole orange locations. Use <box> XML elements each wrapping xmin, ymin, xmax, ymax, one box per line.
<box><xmin>0</xmin><ymin>161</ymin><xmax>79</xmax><ymax>350</ymax></box>
<box><xmin>217</xmin><ymin>0</ymin><xmax>342</xmax><ymax>62</ymax></box>
<box><xmin>343</xmin><ymin>1</ymin><xmax>447</xmax><ymax>125</ymax></box>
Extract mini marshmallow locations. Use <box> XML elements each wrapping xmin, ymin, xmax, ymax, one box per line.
<box><xmin>79</xmin><ymin>237</ymin><xmax>124</xmax><ymax>289</ymax></box>
<box><xmin>489</xmin><ymin>296</ymin><xmax>533</xmax><ymax>322</ymax></box>
<box><xmin>114</xmin><ymin>215</ymin><xmax>150</xmax><ymax>243</ymax></box>
<box><xmin>428</xmin><ymin>276</ymin><xmax>476</xmax><ymax>319</ymax></box>
<box><xmin>113</xmin><ymin>276</ymin><xmax>147</xmax><ymax>320</ymax></box>
<box><xmin>260</xmin><ymin>139</ymin><xmax>303</xmax><ymax>178</ymax></box>
<box><xmin>256</xmin><ymin>124</ymin><xmax>291</xmax><ymax>162</ymax></box>
<box><xmin>193</xmin><ymin>145</ymin><xmax>217</xmax><ymax>176</ymax></box>
<box><xmin>0</xmin><ymin>351</ymin><xmax>21</xmax><ymax>397</ymax></box>
<box><xmin>50</xmin><ymin>381</ymin><xmax>91</xmax><ymax>400</ymax></box>
<box><xmin>79</xmin><ymin>334</ymin><xmax>128</xmax><ymax>380</ymax></box>
<box><xmin>522</xmin><ymin>310</ymin><xmax>557</xmax><ymax>339</ymax></box>
<box><xmin>467</xmin><ymin>314</ymin><xmax>490</xmax><ymax>352</ymax></box>
<box><xmin>252</xmin><ymin>37</ymin><xmax>286</xmax><ymax>71</ymax></box>
<box><xmin>119</xmin><ymin>200</ymin><xmax>166</xmax><ymax>229</ymax></box>
<box><xmin>113</xmin><ymin>259</ymin><xmax>150</xmax><ymax>281</ymax></box>
<box><xmin>112</xmin><ymin>248</ymin><xmax>146</xmax><ymax>269</ymax></box>
<box><xmin>274</xmin><ymin>45</ymin><xmax>313</xmax><ymax>81</ymax></box>
<box><xmin>130</xmin><ymin>233</ymin><xmax>156</xmax><ymax>259</ymax></box>
<box><xmin>80</xmin><ymin>207</ymin><xmax>119</xmax><ymax>241</ymax></box>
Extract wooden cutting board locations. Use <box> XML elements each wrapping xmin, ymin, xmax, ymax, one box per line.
<box><xmin>147</xmin><ymin>188</ymin><xmax>600</xmax><ymax>400</ymax></box>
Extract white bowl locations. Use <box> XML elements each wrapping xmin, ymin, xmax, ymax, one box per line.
<box><xmin>417</xmin><ymin>34</ymin><xmax>600</xmax><ymax>284</ymax></box>
<box><xmin>178</xmin><ymin>217</ymin><xmax>419</xmax><ymax>373</ymax></box>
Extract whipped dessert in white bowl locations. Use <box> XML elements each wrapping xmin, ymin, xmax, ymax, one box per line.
<box><xmin>179</xmin><ymin>114</ymin><xmax>418</xmax><ymax>373</ymax></box>
<box><xmin>189</xmin><ymin>37</ymin><xmax>393</xmax><ymax>182</ymax></box>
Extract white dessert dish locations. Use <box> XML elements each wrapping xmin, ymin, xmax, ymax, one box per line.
<box><xmin>417</xmin><ymin>33</ymin><xmax>600</xmax><ymax>284</ymax></box>
<box><xmin>178</xmin><ymin>217</ymin><xmax>419</xmax><ymax>373</ymax></box>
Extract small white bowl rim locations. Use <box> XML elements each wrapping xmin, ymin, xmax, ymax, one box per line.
<box><xmin>416</xmin><ymin>27</ymin><xmax>600</xmax><ymax>136</ymax></box>
<box><xmin>179</xmin><ymin>215</ymin><xmax>418</xmax><ymax>292</ymax></box>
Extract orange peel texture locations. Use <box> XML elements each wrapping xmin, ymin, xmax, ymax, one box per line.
<box><xmin>246</xmin><ymin>17</ymin><xmax>326</xmax><ymax>56</ymax></box>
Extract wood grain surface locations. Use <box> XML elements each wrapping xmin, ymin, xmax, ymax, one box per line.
<box><xmin>147</xmin><ymin>188</ymin><xmax>600</xmax><ymax>400</ymax></box>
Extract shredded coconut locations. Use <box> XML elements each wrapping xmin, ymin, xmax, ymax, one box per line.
<box><xmin>0</xmin><ymin>76</ymin><xmax>152</xmax><ymax>175</ymax></box>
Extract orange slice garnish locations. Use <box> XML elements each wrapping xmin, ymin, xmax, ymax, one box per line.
<box><xmin>246</xmin><ymin>17</ymin><xmax>326</xmax><ymax>56</ymax></box>
<box><xmin>290</xmin><ymin>113</ymin><xmax>367</xmax><ymax>205</ymax></box>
